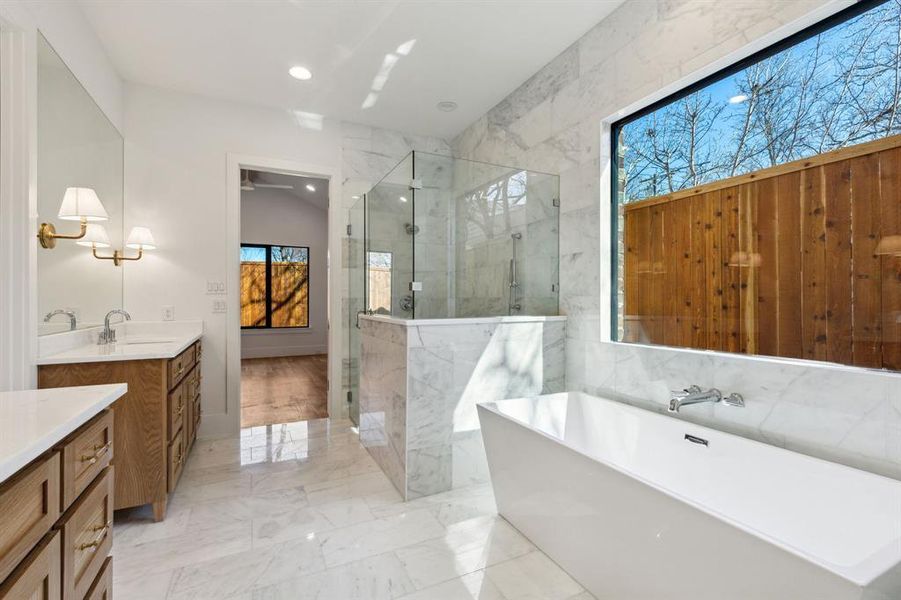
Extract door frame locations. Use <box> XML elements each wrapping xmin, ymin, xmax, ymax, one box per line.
<box><xmin>225</xmin><ymin>153</ymin><xmax>342</xmax><ymax>432</ymax></box>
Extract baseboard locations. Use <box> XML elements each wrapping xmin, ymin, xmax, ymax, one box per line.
<box><xmin>240</xmin><ymin>345</ymin><xmax>328</xmax><ymax>359</ymax></box>
<box><xmin>197</xmin><ymin>412</ymin><xmax>237</xmax><ymax>439</ymax></box>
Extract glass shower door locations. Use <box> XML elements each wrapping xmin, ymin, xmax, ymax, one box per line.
<box><xmin>346</xmin><ymin>194</ymin><xmax>365</xmax><ymax>425</ymax></box>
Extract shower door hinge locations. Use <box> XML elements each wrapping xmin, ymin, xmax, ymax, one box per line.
<box><xmin>552</xmin><ymin>198</ymin><xmax>560</xmax><ymax>207</ymax></box>
<box><xmin>346</xmin><ymin>224</ymin><xmax>352</xmax><ymax>236</ymax></box>
<box><xmin>409</xmin><ymin>281</ymin><xmax>423</xmax><ymax>292</ymax></box>
<box><xmin>346</xmin><ymin>390</ymin><xmax>352</xmax><ymax>404</ymax></box>
<box><xmin>409</xmin><ymin>179</ymin><xmax>423</xmax><ymax>190</ymax></box>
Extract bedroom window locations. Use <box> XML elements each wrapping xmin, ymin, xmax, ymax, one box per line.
<box><xmin>240</xmin><ymin>244</ymin><xmax>310</xmax><ymax>328</ymax></box>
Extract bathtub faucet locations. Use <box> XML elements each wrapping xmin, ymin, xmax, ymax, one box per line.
<box><xmin>669</xmin><ymin>386</ymin><xmax>744</xmax><ymax>413</ymax></box>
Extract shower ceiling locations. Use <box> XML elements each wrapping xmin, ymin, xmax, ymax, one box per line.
<box><xmin>77</xmin><ymin>0</ymin><xmax>625</xmax><ymax>138</ymax></box>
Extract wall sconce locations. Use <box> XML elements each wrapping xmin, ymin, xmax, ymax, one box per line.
<box><xmin>37</xmin><ymin>187</ymin><xmax>109</xmax><ymax>248</ymax></box>
<box><xmin>82</xmin><ymin>225</ymin><xmax>156</xmax><ymax>266</ymax></box>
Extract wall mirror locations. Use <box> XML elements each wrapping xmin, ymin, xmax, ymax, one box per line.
<box><xmin>613</xmin><ymin>0</ymin><xmax>900</xmax><ymax>372</ymax></box>
<box><xmin>37</xmin><ymin>32</ymin><xmax>124</xmax><ymax>335</ymax></box>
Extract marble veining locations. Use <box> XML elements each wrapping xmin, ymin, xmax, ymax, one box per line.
<box><xmin>359</xmin><ymin>316</ymin><xmax>566</xmax><ymax>500</ymax></box>
<box><xmin>113</xmin><ymin>417</ymin><xmax>593</xmax><ymax>600</ymax></box>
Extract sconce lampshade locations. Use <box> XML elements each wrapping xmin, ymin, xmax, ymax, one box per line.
<box><xmin>57</xmin><ymin>187</ymin><xmax>108</xmax><ymax>222</ymax></box>
<box><xmin>75</xmin><ymin>224</ymin><xmax>111</xmax><ymax>248</ymax></box>
<box><xmin>125</xmin><ymin>226</ymin><xmax>156</xmax><ymax>250</ymax></box>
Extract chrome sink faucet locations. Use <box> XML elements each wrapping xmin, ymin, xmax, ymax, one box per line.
<box><xmin>99</xmin><ymin>309</ymin><xmax>131</xmax><ymax>345</ymax></box>
<box><xmin>669</xmin><ymin>385</ymin><xmax>744</xmax><ymax>413</ymax></box>
<box><xmin>44</xmin><ymin>309</ymin><xmax>77</xmax><ymax>331</ymax></box>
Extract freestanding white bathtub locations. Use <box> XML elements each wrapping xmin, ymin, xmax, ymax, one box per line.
<box><xmin>477</xmin><ymin>392</ymin><xmax>901</xmax><ymax>600</ymax></box>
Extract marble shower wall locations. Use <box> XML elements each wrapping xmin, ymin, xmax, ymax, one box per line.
<box><xmin>451</xmin><ymin>0</ymin><xmax>901</xmax><ymax>479</ymax></box>
<box><xmin>359</xmin><ymin>315</ymin><xmax>566</xmax><ymax>499</ymax></box>
<box><xmin>450</xmin><ymin>159</ymin><xmax>560</xmax><ymax>318</ymax></box>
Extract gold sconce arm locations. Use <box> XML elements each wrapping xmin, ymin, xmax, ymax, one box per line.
<box><xmin>37</xmin><ymin>219</ymin><xmax>87</xmax><ymax>249</ymax></box>
<box><xmin>92</xmin><ymin>246</ymin><xmax>143</xmax><ymax>267</ymax></box>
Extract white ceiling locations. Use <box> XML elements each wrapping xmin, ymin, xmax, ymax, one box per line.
<box><xmin>243</xmin><ymin>171</ymin><xmax>329</xmax><ymax>211</ymax></box>
<box><xmin>77</xmin><ymin>0</ymin><xmax>624</xmax><ymax>138</ymax></box>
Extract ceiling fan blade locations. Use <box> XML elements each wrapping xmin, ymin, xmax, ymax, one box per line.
<box><xmin>254</xmin><ymin>183</ymin><xmax>295</xmax><ymax>190</ymax></box>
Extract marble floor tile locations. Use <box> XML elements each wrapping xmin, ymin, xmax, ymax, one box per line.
<box><xmin>113</xmin><ymin>417</ymin><xmax>592</xmax><ymax>600</ymax></box>
<box><xmin>485</xmin><ymin>551</ymin><xmax>586</xmax><ymax>600</ymax></box>
<box><xmin>318</xmin><ymin>508</ymin><xmax>446</xmax><ymax>567</ymax></box>
<box><xmin>395</xmin><ymin>570</ymin><xmax>507</xmax><ymax>600</ymax></box>
<box><xmin>250</xmin><ymin>552</ymin><xmax>416</xmax><ymax>600</ymax></box>
<box><xmin>395</xmin><ymin>515</ymin><xmax>534</xmax><ymax>590</ymax></box>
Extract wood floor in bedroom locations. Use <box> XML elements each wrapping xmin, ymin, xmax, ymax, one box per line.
<box><xmin>241</xmin><ymin>355</ymin><xmax>328</xmax><ymax>427</ymax></box>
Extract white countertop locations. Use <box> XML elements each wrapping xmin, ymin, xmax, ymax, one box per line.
<box><xmin>0</xmin><ymin>384</ymin><xmax>126</xmax><ymax>482</ymax></box>
<box><xmin>38</xmin><ymin>321</ymin><xmax>202</xmax><ymax>365</ymax></box>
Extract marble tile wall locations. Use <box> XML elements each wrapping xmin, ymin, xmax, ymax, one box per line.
<box><xmin>359</xmin><ymin>316</ymin><xmax>566</xmax><ymax>499</ymax></box>
<box><xmin>451</xmin><ymin>0</ymin><xmax>901</xmax><ymax>480</ymax></box>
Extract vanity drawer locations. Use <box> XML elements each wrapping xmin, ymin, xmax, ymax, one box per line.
<box><xmin>0</xmin><ymin>452</ymin><xmax>60</xmax><ymax>584</ymax></box>
<box><xmin>82</xmin><ymin>557</ymin><xmax>111</xmax><ymax>600</ymax></box>
<box><xmin>57</xmin><ymin>411</ymin><xmax>113</xmax><ymax>512</ymax></box>
<box><xmin>166</xmin><ymin>384</ymin><xmax>186</xmax><ymax>443</ymax></box>
<box><xmin>0</xmin><ymin>530</ymin><xmax>61</xmax><ymax>600</ymax></box>
<box><xmin>167</xmin><ymin>428</ymin><xmax>185</xmax><ymax>493</ymax></box>
<box><xmin>167</xmin><ymin>345</ymin><xmax>196</xmax><ymax>390</ymax></box>
<box><xmin>59</xmin><ymin>467</ymin><xmax>113</xmax><ymax>600</ymax></box>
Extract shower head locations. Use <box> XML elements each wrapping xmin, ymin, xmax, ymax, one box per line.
<box><xmin>511</xmin><ymin>232</ymin><xmax>522</xmax><ymax>240</ymax></box>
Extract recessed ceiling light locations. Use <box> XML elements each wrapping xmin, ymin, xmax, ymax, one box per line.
<box><xmin>289</xmin><ymin>66</ymin><xmax>312</xmax><ymax>81</ymax></box>
<box><xmin>437</xmin><ymin>101</ymin><xmax>458</xmax><ymax>112</ymax></box>
<box><xmin>305</xmin><ymin>184</ymin><xmax>316</xmax><ymax>192</ymax></box>
<box><xmin>728</xmin><ymin>94</ymin><xmax>749</xmax><ymax>104</ymax></box>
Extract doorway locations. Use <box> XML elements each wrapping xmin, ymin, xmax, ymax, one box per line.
<box><xmin>239</xmin><ymin>169</ymin><xmax>329</xmax><ymax>428</ymax></box>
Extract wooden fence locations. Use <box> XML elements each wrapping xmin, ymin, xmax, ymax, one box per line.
<box><xmin>240</xmin><ymin>261</ymin><xmax>309</xmax><ymax>327</ymax></box>
<box><xmin>623</xmin><ymin>134</ymin><xmax>901</xmax><ymax>370</ymax></box>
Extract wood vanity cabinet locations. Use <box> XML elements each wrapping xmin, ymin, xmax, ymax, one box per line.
<box><xmin>0</xmin><ymin>409</ymin><xmax>115</xmax><ymax>600</ymax></box>
<box><xmin>38</xmin><ymin>341</ymin><xmax>201</xmax><ymax>521</ymax></box>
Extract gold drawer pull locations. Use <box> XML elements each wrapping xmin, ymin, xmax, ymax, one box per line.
<box><xmin>176</xmin><ymin>404</ymin><xmax>185</xmax><ymax>417</ymax></box>
<box><xmin>78</xmin><ymin>523</ymin><xmax>110</xmax><ymax>551</ymax></box>
<box><xmin>79</xmin><ymin>441</ymin><xmax>112</xmax><ymax>464</ymax></box>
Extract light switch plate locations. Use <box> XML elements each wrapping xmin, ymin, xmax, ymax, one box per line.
<box><xmin>212</xmin><ymin>299</ymin><xmax>227</xmax><ymax>313</ymax></box>
<box><xmin>162</xmin><ymin>305</ymin><xmax>175</xmax><ymax>321</ymax></box>
<box><xmin>206</xmin><ymin>281</ymin><xmax>226</xmax><ymax>295</ymax></box>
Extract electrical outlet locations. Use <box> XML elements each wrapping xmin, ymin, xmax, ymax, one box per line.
<box><xmin>212</xmin><ymin>299</ymin><xmax>227</xmax><ymax>313</ymax></box>
<box><xmin>162</xmin><ymin>305</ymin><xmax>175</xmax><ymax>321</ymax></box>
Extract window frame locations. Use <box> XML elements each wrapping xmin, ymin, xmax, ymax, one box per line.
<box><xmin>609</xmin><ymin>0</ymin><xmax>886</xmax><ymax>340</ymax></box>
<box><xmin>240</xmin><ymin>242</ymin><xmax>310</xmax><ymax>330</ymax></box>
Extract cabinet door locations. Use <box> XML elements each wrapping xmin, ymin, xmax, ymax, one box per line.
<box><xmin>82</xmin><ymin>557</ymin><xmax>111</xmax><ymax>600</ymax></box>
<box><xmin>0</xmin><ymin>531</ymin><xmax>61</xmax><ymax>600</ymax></box>
<box><xmin>0</xmin><ymin>453</ymin><xmax>60</xmax><ymax>583</ymax></box>
<box><xmin>59</xmin><ymin>468</ymin><xmax>113</xmax><ymax>600</ymax></box>
<box><xmin>58</xmin><ymin>411</ymin><xmax>113</xmax><ymax>512</ymax></box>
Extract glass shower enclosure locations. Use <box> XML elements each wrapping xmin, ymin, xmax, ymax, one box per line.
<box><xmin>346</xmin><ymin>151</ymin><xmax>559</xmax><ymax>423</ymax></box>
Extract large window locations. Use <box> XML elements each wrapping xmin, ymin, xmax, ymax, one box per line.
<box><xmin>240</xmin><ymin>244</ymin><xmax>309</xmax><ymax>328</ymax></box>
<box><xmin>612</xmin><ymin>0</ymin><xmax>901</xmax><ymax>371</ymax></box>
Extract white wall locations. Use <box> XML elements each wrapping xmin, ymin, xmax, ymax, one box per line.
<box><xmin>18</xmin><ymin>0</ymin><xmax>124</xmax><ymax>131</ymax></box>
<box><xmin>453</xmin><ymin>0</ymin><xmax>901</xmax><ymax>480</ymax></box>
<box><xmin>240</xmin><ymin>186</ymin><xmax>328</xmax><ymax>358</ymax></box>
